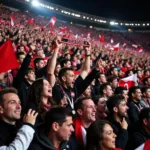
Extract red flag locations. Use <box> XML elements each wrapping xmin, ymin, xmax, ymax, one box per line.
<box><xmin>99</xmin><ymin>35</ymin><xmax>105</xmax><ymax>43</ymax></box>
<box><xmin>27</xmin><ymin>18</ymin><xmax>34</xmax><ymax>25</ymax></box>
<box><xmin>58</xmin><ymin>27</ymin><xmax>67</xmax><ymax>35</ymax></box>
<box><xmin>49</xmin><ymin>16</ymin><xmax>56</xmax><ymax>28</ymax></box>
<box><xmin>137</xmin><ymin>47</ymin><xmax>143</xmax><ymax>53</ymax></box>
<box><xmin>10</xmin><ymin>13</ymin><xmax>15</xmax><ymax>26</ymax></box>
<box><xmin>119</xmin><ymin>74</ymin><xmax>137</xmax><ymax>89</ymax></box>
<box><xmin>0</xmin><ymin>40</ymin><xmax>19</xmax><ymax>73</ymax></box>
<box><xmin>135</xmin><ymin>140</ymin><xmax>150</xmax><ymax>150</ymax></box>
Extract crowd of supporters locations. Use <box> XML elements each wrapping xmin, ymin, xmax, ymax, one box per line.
<box><xmin>1</xmin><ymin>5</ymin><xmax>150</xmax><ymax>150</ymax></box>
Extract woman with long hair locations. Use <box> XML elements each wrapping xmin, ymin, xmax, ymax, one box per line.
<box><xmin>26</xmin><ymin>78</ymin><xmax>55</xmax><ymax>124</ymax></box>
<box><xmin>86</xmin><ymin>120</ymin><xmax>121</xmax><ymax>150</ymax></box>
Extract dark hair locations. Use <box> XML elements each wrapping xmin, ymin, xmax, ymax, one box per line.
<box><xmin>16</xmin><ymin>52</ymin><xmax>25</xmax><ymax>59</ymax></box>
<box><xmin>24</xmin><ymin>67</ymin><xmax>34</xmax><ymax>76</ymax></box>
<box><xmin>74</xmin><ymin>96</ymin><xmax>91</xmax><ymax>111</ymax></box>
<box><xmin>128</xmin><ymin>86</ymin><xmax>141</xmax><ymax>98</ymax></box>
<box><xmin>141</xmin><ymin>86</ymin><xmax>150</xmax><ymax>94</ymax></box>
<box><xmin>114</xmin><ymin>87</ymin><xmax>127</xmax><ymax>95</ymax></box>
<box><xmin>106</xmin><ymin>95</ymin><xmax>125</xmax><ymax>114</ymax></box>
<box><xmin>60</xmin><ymin>59</ymin><xmax>70</xmax><ymax>68</ymax></box>
<box><xmin>0</xmin><ymin>88</ymin><xmax>18</xmax><ymax>106</ymax></box>
<box><xmin>139</xmin><ymin>108</ymin><xmax>150</xmax><ymax>124</ymax></box>
<box><xmin>27</xmin><ymin>78</ymin><xmax>44</xmax><ymax>108</ymax></box>
<box><xmin>143</xmin><ymin>77</ymin><xmax>150</xmax><ymax>85</ymax></box>
<box><xmin>34</xmin><ymin>58</ymin><xmax>44</xmax><ymax>68</ymax></box>
<box><xmin>58</xmin><ymin>67</ymin><xmax>73</xmax><ymax>82</ymax></box>
<box><xmin>86</xmin><ymin>120</ymin><xmax>111</xmax><ymax>150</ymax></box>
<box><xmin>44</xmin><ymin>107</ymin><xmax>72</xmax><ymax>132</ymax></box>
<box><xmin>107</xmin><ymin>75</ymin><xmax>118</xmax><ymax>83</ymax></box>
<box><xmin>100</xmin><ymin>83</ymin><xmax>111</xmax><ymax>95</ymax></box>
<box><xmin>92</xmin><ymin>95</ymin><xmax>104</xmax><ymax>105</ymax></box>
<box><xmin>125</xmin><ymin>70</ymin><xmax>133</xmax><ymax>77</ymax></box>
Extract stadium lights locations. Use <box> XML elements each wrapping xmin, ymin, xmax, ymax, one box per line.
<box><xmin>110</xmin><ymin>21</ymin><xmax>115</xmax><ymax>25</ymax></box>
<box><xmin>32</xmin><ymin>0</ymin><xmax>39</xmax><ymax>7</ymax></box>
<box><xmin>147</xmin><ymin>23</ymin><xmax>149</xmax><ymax>26</ymax></box>
<box><xmin>143</xmin><ymin>24</ymin><xmax>145</xmax><ymax>26</ymax></box>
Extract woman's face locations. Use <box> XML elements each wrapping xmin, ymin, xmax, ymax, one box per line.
<box><xmin>42</xmin><ymin>79</ymin><xmax>52</xmax><ymax>98</ymax></box>
<box><xmin>101</xmin><ymin>124</ymin><xmax>116</xmax><ymax>150</ymax></box>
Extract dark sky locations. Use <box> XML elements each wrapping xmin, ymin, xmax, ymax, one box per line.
<box><xmin>45</xmin><ymin>0</ymin><xmax>150</xmax><ymax>21</ymax></box>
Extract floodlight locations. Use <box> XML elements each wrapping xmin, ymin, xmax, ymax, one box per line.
<box><xmin>32</xmin><ymin>0</ymin><xmax>39</xmax><ymax>7</ymax></box>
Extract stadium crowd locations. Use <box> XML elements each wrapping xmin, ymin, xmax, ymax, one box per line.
<box><xmin>1</xmin><ymin>5</ymin><xmax>150</xmax><ymax>150</ymax></box>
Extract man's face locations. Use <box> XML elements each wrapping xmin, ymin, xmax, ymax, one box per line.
<box><xmin>80</xmin><ymin>99</ymin><xmax>96</xmax><ymax>123</ymax></box>
<box><xmin>146</xmin><ymin>78</ymin><xmax>150</xmax><ymax>86</ymax></box>
<box><xmin>37</xmin><ymin>60</ymin><xmax>45</xmax><ymax>69</ymax></box>
<box><xmin>122</xmin><ymin>90</ymin><xmax>129</xmax><ymax>102</ymax></box>
<box><xmin>57</xmin><ymin>116</ymin><xmax>74</xmax><ymax>141</ymax></box>
<box><xmin>105</xmin><ymin>85</ymin><xmax>113</xmax><ymax>97</ymax></box>
<box><xmin>133</xmin><ymin>89</ymin><xmax>142</xmax><ymax>101</ymax></box>
<box><xmin>25</xmin><ymin>71</ymin><xmax>36</xmax><ymax>82</ymax></box>
<box><xmin>0</xmin><ymin>93</ymin><xmax>22</xmax><ymax>123</ymax></box>
<box><xmin>18</xmin><ymin>54</ymin><xmax>26</xmax><ymax>64</ymax></box>
<box><xmin>64</xmin><ymin>61</ymin><xmax>71</xmax><ymax>68</ymax></box>
<box><xmin>144</xmin><ymin>89</ymin><xmax>150</xmax><ymax>98</ymax></box>
<box><xmin>112</xmin><ymin>68</ymin><xmax>118</xmax><ymax>76</ymax></box>
<box><xmin>99</xmin><ymin>74</ymin><xmax>107</xmax><ymax>83</ymax></box>
<box><xmin>117</xmin><ymin>100</ymin><xmax>128</xmax><ymax>118</ymax></box>
<box><xmin>111</xmin><ymin>79</ymin><xmax>118</xmax><ymax>88</ymax></box>
<box><xmin>63</xmin><ymin>70</ymin><xmax>75</xmax><ymax>88</ymax></box>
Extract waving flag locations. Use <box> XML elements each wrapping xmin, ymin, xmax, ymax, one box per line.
<box><xmin>10</xmin><ymin>13</ymin><xmax>15</xmax><ymax>26</ymax></box>
<box><xmin>27</xmin><ymin>18</ymin><xmax>34</xmax><ymax>25</ymax></box>
<box><xmin>135</xmin><ymin>140</ymin><xmax>150</xmax><ymax>150</ymax></box>
<box><xmin>49</xmin><ymin>16</ymin><xmax>56</xmax><ymax>28</ymax></box>
<box><xmin>110</xmin><ymin>39</ymin><xmax>114</xmax><ymax>44</ymax></box>
<box><xmin>99</xmin><ymin>35</ymin><xmax>105</xmax><ymax>43</ymax></box>
<box><xmin>0</xmin><ymin>40</ymin><xmax>19</xmax><ymax>73</ymax></box>
<box><xmin>109</xmin><ymin>43</ymin><xmax>120</xmax><ymax>51</ymax></box>
<box><xmin>119</xmin><ymin>74</ymin><xmax>137</xmax><ymax>89</ymax></box>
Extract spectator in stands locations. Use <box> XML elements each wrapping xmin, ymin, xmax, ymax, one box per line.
<box><xmin>143</xmin><ymin>77</ymin><xmax>150</xmax><ymax>86</ymax></box>
<box><xmin>0</xmin><ymin>87</ymin><xmax>38</xmax><ymax>149</ymax></box>
<box><xmin>100</xmin><ymin>83</ymin><xmax>114</xmax><ymax>100</ymax></box>
<box><xmin>26</xmin><ymin>78</ymin><xmax>54</xmax><ymax>124</ymax></box>
<box><xmin>141</xmin><ymin>86</ymin><xmax>150</xmax><ymax>107</ymax></box>
<box><xmin>128</xmin><ymin>86</ymin><xmax>145</xmax><ymax>124</ymax></box>
<box><xmin>93</xmin><ymin>95</ymin><xmax>107</xmax><ymax>120</ymax></box>
<box><xmin>107</xmin><ymin>75</ymin><xmax>118</xmax><ymax>92</ymax></box>
<box><xmin>106</xmin><ymin>95</ymin><xmax>128</xmax><ymax>149</ymax></box>
<box><xmin>129</xmin><ymin>108</ymin><xmax>150</xmax><ymax>149</ymax></box>
<box><xmin>109</xmin><ymin>67</ymin><xmax>118</xmax><ymax>77</ymax></box>
<box><xmin>86</xmin><ymin>120</ymin><xmax>118</xmax><ymax>150</ymax></box>
<box><xmin>114</xmin><ymin>87</ymin><xmax>129</xmax><ymax>102</ymax></box>
<box><xmin>74</xmin><ymin>96</ymin><xmax>96</xmax><ymax>149</ymax></box>
<box><xmin>29</xmin><ymin>107</ymin><xmax>77</xmax><ymax>150</ymax></box>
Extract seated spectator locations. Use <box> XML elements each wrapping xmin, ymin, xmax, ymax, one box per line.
<box><xmin>26</xmin><ymin>78</ymin><xmax>55</xmax><ymax>124</ymax></box>
<box><xmin>114</xmin><ymin>87</ymin><xmax>128</xmax><ymax>102</ymax></box>
<box><xmin>141</xmin><ymin>86</ymin><xmax>150</xmax><ymax>107</ymax></box>
<box><xmin>106</xmin><ymin>95</ymin><xmax>128</xmax><ymax>149</ymax></box>
<box><xmin>0</xmin><ymin>87</ymin><xmax>38</xmax><ymax>149</ymax></box>
<box><xmin>129</xmin><ymin>108</ymin><xmax>150</xmax><ymax>149</ymax></box>
<box><xmin>93</xmin><ymin>95</ymin><xmax>107</xmax><ymax>120</ymax></box>
<box><xmin>29</xmin><ymin>107</ymin><xmax>77</xmax><ymax>150</ymax></box>
<box><xmin>86</xmin><ymin>120</ymin><xmax>121</xmax><ymax>150</ymax></box>
<box><xmin>74</xmin><ymin>96</ymin><xmax>96</xmax><ymax>148</ymax></box>
<box><xmin>128</xmin><ymin>86</ymin><xmax>145</xmax><ymax>124</ymax></box>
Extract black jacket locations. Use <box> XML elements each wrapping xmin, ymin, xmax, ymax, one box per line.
<box><xmin>105</xmin><ymin>116</ymin><xmax>128</xmax><ymax>150</ymax></box>
<box><xmin>28</xmin><ymin>125</ymin><xmax>79</xmax><ymax>150</ymax></box>
<box><xmin>129</xmin><ymin>126</ymin><xmax>150</xmax><ymax>149</ymax></box>
<box><xmin>0</xmin><ymin>120</ymin><xmax>21</xmax><ymax>146</ymax></box>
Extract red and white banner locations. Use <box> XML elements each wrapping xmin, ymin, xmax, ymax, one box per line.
<box><xmin>135</xmin><ymin>140</ymin><xmax>150</xmax><ymax>150</ymax></box>
<box><xmin>109</xmin><ymin>43</ymin><xmax>120</xmax><ymax>51</ymax></box>
<box><xmin>119</xmin><ymin>74</ymin><xmax>137</xmax><ymax>89</ymax></box>
<box><xmin>49</xmin><ymin>16</ymin><xmax>56</xmax><ymax>28</ymax></box>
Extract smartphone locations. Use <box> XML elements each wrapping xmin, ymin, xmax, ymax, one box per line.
<box><xmin>61</xmin><ymin>38</ymin><xmax>68</xmax><ymax>42</ymax></box>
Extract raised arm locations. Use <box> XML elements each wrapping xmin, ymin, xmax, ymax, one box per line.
<box><xmin>47</xmin><ymin>37</ymin><xmax>62</xmax><ymax>87</ymax></box>
<box><xmin>80</xmin><ymin>43</ymin><xmax>91</xmax><ymax>80</ymax></box>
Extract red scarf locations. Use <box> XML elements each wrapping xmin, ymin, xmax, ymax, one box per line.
<box><xmin>73</xmin><ymin>118</ymin><xmax>86</xmax><ymax>146</ymax></box>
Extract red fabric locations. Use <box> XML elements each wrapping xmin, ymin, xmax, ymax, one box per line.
<box><xmin>73</xmin><ymin>118</ymin><xmax>84</xmax><ymax>145</ymax></box>
<box><xmin>0</xmin><ymin>40</ymin><xmax>19</xmax><ymax>73</ymax></box>
<box><xmin>99</xmin><ymin>35</ymin><xmax>105</xmax><ymax>43</ymax></box>
<box><xmin>27</xmin><ymin>18</ymin><xmax>34</xmax><ymax>25</ymax></box>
